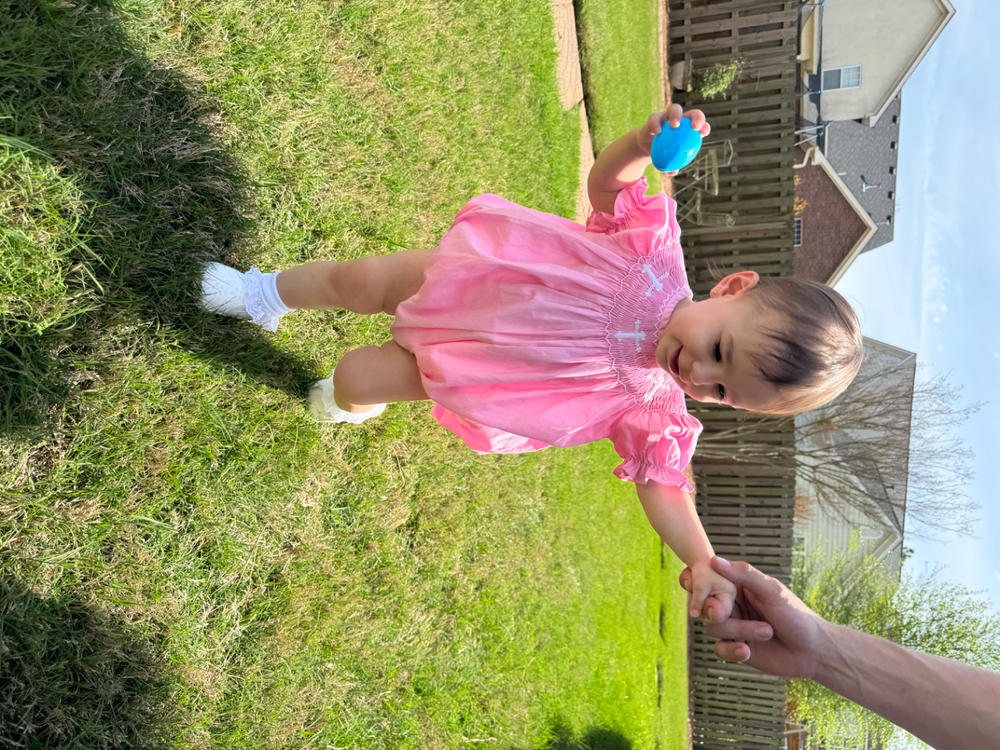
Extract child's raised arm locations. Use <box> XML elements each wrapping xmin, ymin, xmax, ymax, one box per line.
<box><xmin>587</xmin><ymin>104</ymin><xmax>710</xmax><ymax>215</ymax></box>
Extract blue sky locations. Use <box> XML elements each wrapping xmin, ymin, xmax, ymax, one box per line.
<box><xmin>834</xmin><ymin>0</ymin><xmax>1000</xmax><ymax>606</ymax></box>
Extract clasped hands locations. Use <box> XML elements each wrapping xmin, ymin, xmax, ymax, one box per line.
<box><xmin>678</xmin><ymin>556</ymin><xmax>826</xmax><ymax>680</ymax></box>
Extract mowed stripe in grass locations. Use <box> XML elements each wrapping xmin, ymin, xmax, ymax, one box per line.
<box><xmin>548</xmin><ymin>1</ymin><xmax>690</xmax><ymax>743</ymax></box>
<box><xmin>577</xmin><ymin>0</ymin><xmax>667</xmax><ymax>193</ymax></box>
<box><xmin>577</xmin><ymin>0</ymin><xmax>664</xmax><ymax>152</ymax></box>
<box><xmin>1</xmin><ymin>0</ymin><xmax>686</xmax><ymax>746</ymax></box>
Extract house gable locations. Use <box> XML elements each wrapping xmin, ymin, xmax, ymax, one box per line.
<box><xmin>804</xmin><ymin>0</ymin><xmax>955</xmax><ymax>124</ymax></box>
<box><xmin>793</xmin><ymin>146</ymin><xmax>876</xmax><ymax>284</ymax></box>
<box><xmin>794</xmin><ymin>339</ymin><xmax>917</xmax><ymax>568</ymax></box>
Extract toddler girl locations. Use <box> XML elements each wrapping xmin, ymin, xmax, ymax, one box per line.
<box><xmin>200</xmin><ymin>105</ymin><xmax>862</xmax><ymax>622</ymax></box>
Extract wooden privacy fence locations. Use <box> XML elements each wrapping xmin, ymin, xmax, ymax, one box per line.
<box><xmin>685</xmin><ymin>419</ymin><xmax>796</xmax><ymax>749</ymax></box>
<box><xmin>668</xmin><ymin>0</ymin><xmax>800</xmax><ymax>747</ymax></box>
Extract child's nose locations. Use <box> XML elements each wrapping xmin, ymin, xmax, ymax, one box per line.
<box><xmin>689</xmin><ymin>360</ymin><xmax>717</xmax><ymax>386</ymax></box>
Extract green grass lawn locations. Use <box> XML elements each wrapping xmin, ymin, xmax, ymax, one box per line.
<box><xmin>1</xmin><ymin>0</ymin><xmax>687</xmax><ymax>747</ymax></box>
<box><xmin>577</xmin><ymin>0</ymin><xmax>665</xmax><ymax>191</ymax></box>
<box><xmin>577</xmin><ymin>0</ymin><xmax>664</xmax><ymax>152</ymax></box>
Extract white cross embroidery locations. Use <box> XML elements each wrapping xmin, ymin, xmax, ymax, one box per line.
<box><xmin>642</xmin><ymin>264</ymin><xmax>670</xmax><ymax>297</ymax></box>
<box><xmin>615</xmin><ymin>320</ymin><xmax>646</xmax><ymax>352</ymax></box>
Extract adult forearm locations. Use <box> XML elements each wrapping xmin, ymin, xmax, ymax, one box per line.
<box><xmin>587</xmin><ymin>126</ymin><xmax>650</xmax><ymax>214</ymax></box>
<box><xmin>815</xmin><ymin>622</ymin><xmax>1000</xmax><ymax>749</ymax></box>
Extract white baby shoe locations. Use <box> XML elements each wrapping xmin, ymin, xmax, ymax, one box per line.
<box><xmin>308</xmin><ymin>371</ymin><xmax>386</xmax><ymax>424</ymax></box>
<box><xmin>200</xmin><ymin>262</ymin><xmax>290</xmax><ymax>332</ymax></box>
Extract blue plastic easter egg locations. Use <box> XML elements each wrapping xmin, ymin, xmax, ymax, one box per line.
<box><xmin>650</xmin><ymin>117</ymin><xmax>703</xmax><ymax>172</ymax></box>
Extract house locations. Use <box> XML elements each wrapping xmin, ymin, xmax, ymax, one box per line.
<box><xmin>793</xmin><ymin>97</ymin><xmax>902</xmax><ymax>282</ymax></box>
<box><xmin>797</xmin><ymin>0</ymin><xmax>956</xmax><ymax>125</ymax></box>
<box><xmin>793</xmin><ymin>338</ymin><xmax>917</xmax><ymax>574</ymax></box>
<box><xmin>820</xmin><ymin>94</ymin><xmax>902</xmax><ymax>254</ymax></box>
<box><xmin>791</xmin><ymin>142</ymin><xmax>878</xmax><ymax>284</ymax></box>
<box><xmin>793</xmin><ymin>0</ymin><xmax>955</xmax><ymax>273</ymax></box>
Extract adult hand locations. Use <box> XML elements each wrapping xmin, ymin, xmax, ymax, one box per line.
<box><xmin>680</xmin><ymin>556</ymin><xmax>828</xmax><ymax>680</ymax></box>
<box><xmin>685</xmin><ymin>557</ymin><xmax>1000</xmax><ymax>749</ymax></box>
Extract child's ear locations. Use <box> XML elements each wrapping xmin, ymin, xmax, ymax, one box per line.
<box><xmin>710</xmin><ymin>270</ymin><xmax>760</xmax><ymax>298</ymax></box>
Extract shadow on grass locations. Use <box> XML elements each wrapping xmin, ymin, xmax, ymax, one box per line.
<box><xmin>532</xmin><ymin>721</ymin><xmax>632</xmax><ymax>750</ymax></box>
<box><xmin>0</xmin><ymin>576</ymin><xmax>170</xmax><ymax>748</ymax></box>
<box><xmin>1</xmin><ymin>0</ymin><xmax>315</xmax><ymax>431</ymax></box>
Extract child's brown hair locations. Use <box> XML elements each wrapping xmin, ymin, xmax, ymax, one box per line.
<box><xmin>744</xmin><ymin>276</ymin><xmax>863</xmax><ymax>415</ymax></box>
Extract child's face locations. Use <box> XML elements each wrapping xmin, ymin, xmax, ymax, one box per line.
<box><xmin>655</xmin><ymin>272</ymin><xmax>782</xmax><ymax>411</ymax></box>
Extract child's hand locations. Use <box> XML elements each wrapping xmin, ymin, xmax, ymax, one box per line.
<box><xmin>637</xmin><ymin>104</ymin><xmax>711</xmax><ymax>175</ymax></box>
<box><xmin>679</xmin><ymin>560</ymin><xmax>737</xmax><ymax>622</ymax></box>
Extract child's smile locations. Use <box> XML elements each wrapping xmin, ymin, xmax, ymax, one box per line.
<box><xmin>654</xmin><ymin>273</ymin><xmax>783</xmax><ymax>412</ymax></box>
<box><xmin>662</xmin><ymin>344</ymin><xmax>693</xmax><ymax>394</ymax></box>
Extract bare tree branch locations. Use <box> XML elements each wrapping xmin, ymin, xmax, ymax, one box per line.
<box><xmin>697</xmin><ymin>364</ymin><xmax>981</xmax><ymax>539</ymax></box>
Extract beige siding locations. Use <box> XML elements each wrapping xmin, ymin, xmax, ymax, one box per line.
<box><xmin>793</xmin><ymin>339</ymin><xmax>914</xmax><ymax>571</ymax></box>
<box><xmin>820</xmin><ymin>0</ymin><xmax>945</xmax><ymax>120</ymax></box>
<box><xmin>797</xmin><ymin>496</ymin><xmax>894</xmax><ymax>563</ymax></box>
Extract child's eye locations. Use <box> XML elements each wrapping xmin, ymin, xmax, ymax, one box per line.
<box><xmin>713</xmin><ymin>341</ymin><xmax>722</xmax><ymax>362</ymax></box>
<box><xmin>716</xmin><ymin>384</ymin><xmax>726</xmax><ymax>400</ymax></box>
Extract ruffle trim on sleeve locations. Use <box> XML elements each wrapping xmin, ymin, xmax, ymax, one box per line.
<box><xmin>613</xmin><ymin>456</ymin><xmax>694</xmax><ymax>493</ymax></box>
<box><xmin>608</xmin><ymin>409</ymin><xmax>702</xmax><ymax>491</ymax></box>
<box><xmin>586</xmin><ymin>177</ymin><xmax>679</xmax><ymax>243</ymax></box>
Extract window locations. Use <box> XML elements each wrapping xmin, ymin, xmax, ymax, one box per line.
<box><xmin>822</xmin><ymin>64</ymin><xmax>862</xmax><ymax>91</ymax></box>
<box><xmin>890</xmin><ymin>140</ymin><xmax>896</xmax><ymax>149</ymax></box>
<box><xmin>888</xmin><ymin>191</ymin><xmax>894</xmax><ymax>199</ymax></box>
<box><xmin>794</xmin><ymin>217</ymin><xmax>803</xmax><ymax>247</ymax></box>
<box><xmin>889</xmin><ymin>166</ymin><xmax>895</xmax><ymax>174</ymax></box>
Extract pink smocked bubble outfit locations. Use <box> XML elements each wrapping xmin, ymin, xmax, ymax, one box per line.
<box><xmin>391</xmin><ymin>177</ymin><xmax>702</xmax><ymax>491</ymax></box>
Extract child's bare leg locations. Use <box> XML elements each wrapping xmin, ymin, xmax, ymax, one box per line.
<box><xmin>200</xmin><ymin>249</ymin><xmax>432</xmax><ymax>330</ymax></box>
<box><xmin>276</xmin><ymin>249</ymin><xmax>432</xmax><ymax>314</ymax></box>
<box><xmin>310</xmin><ymin>340</ymin><xmax>427</xmax><ymax>421</ymax></box>
<box><xmin>333</xmin><ymin>340</ymin><xmax>427</xmax><ymax>410</ymax></box>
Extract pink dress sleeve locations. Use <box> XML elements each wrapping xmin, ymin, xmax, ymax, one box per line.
<box><xmin>608</xmin><ymin>408</ymin><xmax>702</xmax><ymax>492</ymax></box>
<box><xmin>585</xmin><ymin>177</ymin><xmax>681</xmax><ymax>260</ymax></box>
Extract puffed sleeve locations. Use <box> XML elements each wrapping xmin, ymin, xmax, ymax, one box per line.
<box><xmin>607</xmin><ymin>407</ymin><xmax>702</xmax><ymax>492</ymax></box>
<box><xmin>585</xmin><ymin>177</ymin><xmax>682</xmax><ymax>261</ymax></box>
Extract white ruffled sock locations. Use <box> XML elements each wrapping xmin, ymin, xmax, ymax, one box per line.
<box><xmin>251</xmin><ymin>269</ymin><xmax>294</xmax><ymax>331</ymax></box>
<box><xmin>308</xmin><ymin>370</ymin><xmax>386</xmax><ymax>424</ymax></box>
<box><xmin>200</xmin><ymin>263</ymin><xmax>293</xmax><ymax>332</ymax></box>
